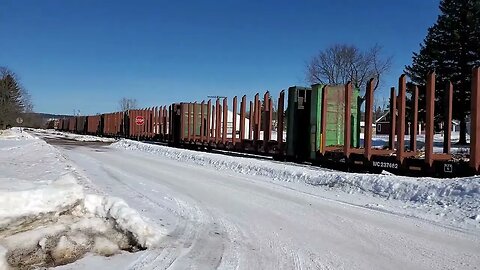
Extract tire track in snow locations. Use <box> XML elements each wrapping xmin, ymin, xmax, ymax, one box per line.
<box><xmin>99</xmin><ymin>165</ymin><xmax>200</xmax><ymax>269</ymax></box>
<box><xmin>97</xmin><ymin>163</ymin><xmax>239</xmax><ymax>269</ymax></box>
<box><xmin>98</xmin><ymin>152</ymin><xmax>333</xmax><ymax>270</ymax></box>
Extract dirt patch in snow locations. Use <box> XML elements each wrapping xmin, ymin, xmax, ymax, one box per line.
<box><xmin>3</xmin><ymin>216</ymin><xmax>142</xmax><ymax>269</ymax></box>
<box><xmin>0</xmin><ymin>175</ymin><xmax>163</xmax><ymax>270</ymax></box>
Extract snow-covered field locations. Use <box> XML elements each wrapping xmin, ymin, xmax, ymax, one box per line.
<box><xmin>3</xmin><ymin>128</ymin><xmax>480</xmax><ymax>269</ymax></box>
<box><xmin>0</xmin><ymin>129</ymin><xmax>162</xmax><ymax>269</ymax></box>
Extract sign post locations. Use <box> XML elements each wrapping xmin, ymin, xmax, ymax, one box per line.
<box><xmin>16</xmin><ymin>117</ymin><xmax>23</xmax><ymax>132</ymax></box>
<box><xmin>135</xmin><ymin>116</ymin><xmax>144</xmax><ymax>141</ymax></box>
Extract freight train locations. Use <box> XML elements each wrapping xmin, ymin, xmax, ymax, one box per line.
<box><xmin>56</xmin><ymin>68</ymin><xmax>480</xmax><ymax>178</ymax></box>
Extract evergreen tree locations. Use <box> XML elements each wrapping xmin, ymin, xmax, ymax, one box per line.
<box><xmin>0</xmin><ymin>69</ymin><xmax>26</xmax><ymax>129</ymax></box>
<box><xmin>405</xmin><ymin>0</ymin><xmax>480</xmax><ymax>144</ymax></box>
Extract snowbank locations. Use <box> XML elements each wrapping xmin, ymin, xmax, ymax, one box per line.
<box><xmin>0</xmin><ymin>174</ymin><xmax>163</xmax><ymax>269</ymax></box>
<box><xmin>84</xmin><ymin>195</ymin><xmax>162</xmax><ymax>248</ymax></box>
<box><xmin>0</xmin><ymin>127</ymin><xmax>35</xmax><ymax>140</ymax></box>
<box><xmin>29</xmin><ymin>128</ymin><xmax>116</xmax><ymax>143</ymax></box>
<box><xmin>0</xmin><ymin>129</ymin><xmax>163</xmax><ymax>269</ymax></box>
<box><xmin>112</xmin><ymin>139</ymin><xmax>480</xmax><ymax>222</ymax></box>
<box><xmin>0</xmin><ymin>174</ymin><xmax>83</xmax><ymax>232</ymax></box>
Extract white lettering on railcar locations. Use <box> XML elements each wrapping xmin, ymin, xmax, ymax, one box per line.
<box><xmin>372</xmin><ymin>161</ymin><xmax>398</xmax><ymax>169</ymax></box>
<box><xmin>444</xmin><ymin>164</ymin><xmax>453</xmax><ymax>173</ymax></box>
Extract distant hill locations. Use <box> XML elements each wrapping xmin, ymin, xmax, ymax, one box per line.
<box><xmin>24</xmin><ymin>112</ymin><xmax>73</xmax><ymax>120</ymax></box>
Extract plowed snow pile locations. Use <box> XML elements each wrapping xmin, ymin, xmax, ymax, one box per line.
<box><xmin>0</xmin><ymin>129</ymin><xmax>163</xmax><ymax>269</ymax></box>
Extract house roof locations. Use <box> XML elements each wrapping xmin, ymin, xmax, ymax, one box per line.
<box><xmin>375</xmin><ymin>110</ymin><xmax>460</xmax><ymax>125</ymax></box>
<box><xmin>375</xmin><ymin>111</ymin><xmax>390</xmax><ymax>123</ymax></box>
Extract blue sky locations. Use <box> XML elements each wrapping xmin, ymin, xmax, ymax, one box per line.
<box><xmin>0</xmin><ymin>0</ymin><xmax>440</xmax><ymax>115</ymax></box>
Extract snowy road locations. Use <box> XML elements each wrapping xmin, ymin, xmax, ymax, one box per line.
<box><xmin>38</xmin><ymin>135</ymin><xmax>480</xmax><ymax>270</ymax></box>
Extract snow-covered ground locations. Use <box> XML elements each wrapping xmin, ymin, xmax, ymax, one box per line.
<box><xmin>29</xmin><ymin>128</ymin><xmax>117</xmax><ymax>142</ymax></box>
<box><xmin>0</xmin><ymin>128</ymin><xmax>162</xmax><ymax>269</ymax></box>
<box><xmin>4</xmin><ymin>128</ymin><xmax>480</xmax><ymax>269</ymax></box>
<box><xmin>114</xmin><ymin>139</ymin><xmax>480</xmax><ymax>229</ymax></box>
<box><xmin>360</xmin><ymin>132</ymin><xmax>470</xmax><ymax>154</ymax></box>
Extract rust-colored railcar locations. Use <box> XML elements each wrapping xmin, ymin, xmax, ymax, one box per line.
<box><xmin>54</xmin><ymin>68</ymin><xmax>480</xmax><ymax>178</ymax></box>
<box><xmin>87</xmin><ymin>115</ymin><xmax>101</xmax><ymax>135</ymax></box>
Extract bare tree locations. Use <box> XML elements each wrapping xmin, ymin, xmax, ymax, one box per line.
<box><xmin>306</xmin><ymin>44</ymin><xmax>392</xmax><ymax>99</ymax></box>
<box><xmin>119</xmin><ymin>97</ymin><xmax>138</xmax><ymax>111</ymax></box>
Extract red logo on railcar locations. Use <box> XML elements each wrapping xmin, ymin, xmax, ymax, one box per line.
<box><xmin>135</xmin><ymin>116</ymin><xmax>144</xmax><ymax>125</ymax></box>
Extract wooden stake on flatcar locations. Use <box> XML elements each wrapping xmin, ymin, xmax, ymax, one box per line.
<box><xmin>263</xmin><ymin>92</ymin><xmax>271</xmax><ymax>151</ymax></box>
<box><xmin>277</xmin><ymin>90</ymin><xmax>285</xmax><ymax>151</ymax></box>
<box><xmin>153</xmin><ymin>107</ymin><xmax>157</xmax><ymax>137</ymax></box>
<box><xmin>470</xmin><ymin>67</ymin><xmax>480</xmax><ymax>171</ymax></box>
<box><xmin>164</xmin><ymin>106</ymin><xmax>168</xmax><ymax>138</ymax></box>
<box><xmin>223</xmin><ymin>98</ymin><xmax>228</xmax><ymax>145</ymax></box>
<box><xmin>200</xmin><ymin>101</ymin><xmax>205</xmax><ymax>143</ymax></box>
<box><xmin>207</xmin><ymin>100</ymin><xmax>211</xmax><ymax>143</ymax></box>
<box><xmin>268</xmin><ymin>97</ymin><xmax>273</xmax><ymax>137</ymax></box>
<box><xmin>212</xmin><ymin>104</ymin><xmax>216</xmax><ymax>142</ymax></box>
<box><xmin>425</xmin><ymin>72</ymin><xmax>435</xmax><ymax>166</ymax></box>
<box><xmin>187</xmin><ymin>103</ymin><xmax>191</xmax><ymax>142</ymax></box>
<box><xmin>410</xmin><ymin>86</ymin><xmax>418</xmax><ymax>152</ymax></box>
<box><xmin>216</xmin><ymin>99</ymin><xmax>221</xmax><ymax>144</ymax></box>
<box><xmin>396</xmin><ymin>75</ymin><xmax>407</xmax><ymax>163</ymax></box>
<box><xmin>388</xmin><ymin>87</ymin><xmax>397</xmax><ymax>150</ymax></box>
<box><xmin>253</xmin><ymin>94</ymin><xmax>259</xmax><ymax>141</ymax></box>
<box><xmin>256</xmin><ymin>95</ymin><xmax>261</xmax><ymax>142</ymax></box>
<box><xmin>320</xmin><ymin>86</ymin><xmax>328</xmax><ymax>155</ymax></box>
<box><xmin>444</xmin><ymin>82</ymin><xmax>453</xmax><ymax>154</ymax></box>
<box><xmin>168</xmin><ymin>105</ymin><xmax>172</xmax><ymax>139</ymax></box>
<box><xmin>240</xmin><ymin>96</ymin><xmax>246</xmax><ymax>142</ymax></box>
<box><xmin>232</xmin><ymin>96</ymin><xmax>237</xmax><ymax>145</ymax></box>
<box><xmin>193</xmin><ymin>102</ymin><xmax>198</xmax><ymax>142</ymax></box>
<box><xmin>344</xmin><ymin>82</ymin><xmax>352</xmax><ymax>158</ymax></box>
<box><xmin>364</xmin><ymin>79</ymin><xmax>375</xmax><ymax>160</ymax></box>
<box><xmin>159</xmin><ymin>107</ymin><xmax>162</xmax><ymax>138</ymax></box>
<box><xmin>249</xmin><ymin>101</ymin><xmax>254</xmax><ymax>140</ymax></box>
<box><xmin>128</xmin><ymin>110</ymin><xmax>131</xmax><ymax>137</ymax></box>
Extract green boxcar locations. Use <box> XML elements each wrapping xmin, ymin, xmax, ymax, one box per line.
<box><xmin>309</xmin><ymin>84</ymin><xmax>359</xmax><ymax>160</ymax></box>
<box><xmin>286</xmin><ymin>85</ymin><xmax>360</xmax><ymax>161</ymax></box>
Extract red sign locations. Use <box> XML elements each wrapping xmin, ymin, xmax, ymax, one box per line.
<box><xmin>135</xmin><ymin>116</ymin><xmax>145</xmax><ymax>125</ymax></box>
